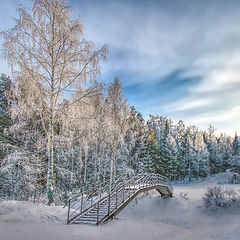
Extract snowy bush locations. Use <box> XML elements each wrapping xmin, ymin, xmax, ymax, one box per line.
<box><xmin>202</xmin><ymin>186</ymin><xmax>240</xmax><ymax>211</ymax></box>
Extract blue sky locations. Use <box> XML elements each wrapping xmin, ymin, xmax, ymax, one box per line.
<box><xmin>1</xmin><ymin>0</ymin><xmax>240</xmax><ymax>136</ymax></box>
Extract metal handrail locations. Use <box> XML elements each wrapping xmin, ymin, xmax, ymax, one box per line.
<box><xmin>67</xmin><ymin>171</ymin><xmax>129</xmax><ymax>201</ymax></box>
<box><xmin>66</xmin><ymin>172</ymin><xmax>132</xmax><ymax>222</ymax></box>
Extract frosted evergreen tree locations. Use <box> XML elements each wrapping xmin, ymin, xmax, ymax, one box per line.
<box><xmin>158</xmin><ymin>119</ymin><xmax>178</xmax><ymax>179</ymax></box>
<box><xmin>175</xmin><ymin>120</ymin><xmax>188</xmax><ymax>180</ymax></box>
<box><xmin>125</xmin><ymin>106</ymin><xmax>150</xmax><ymax>173</ymax></box>
<box><xmin>232</xmin><ymin>133</ymin><xmax>240</xmax><ymax>156</ymax></box>
<box><xmin>184</xmin><ymin>127</ymin><xmax>194</xmax><ymax>182</ymax></box>
<box><xmin>223</xmin><ymin>136</ymin><xmax>233</xmax><ymax>170</ymax></box>
<box><xmin>231</xmin><ymin>133</ymin><xmax>240</xmax><ymax>173</ymax></box>
<box><xmin>167</xmin><ymin>133</ymin><xmax>178</xmax><ymax>180</ymax></box>
<box><xmin>218</xmin><ymin>134</ymin><xmax>232</xmax><ymax>172</ymax></box>
<box><xmin>147</xmin><ymin>117</ymin><xmax>164</xmax><ymax>174</ymax></box>
<box><xmin>0</xmin><ymin>74</ymin><xmax>14</xmax><ymax>159</ymax></box>
<box><xmin>205</xmin><ymin>126</ymin><xmax>220</xmax><ymax>174</ymax></box>
<box><xmin>149</xmin><ymin>139</ymin><xmax>163</xmax><ymax>174</ymax></box>
<box><xmin>192</xmin><ymin>128</ymin><xmax>209</xmax><ymax>179</ymax></box>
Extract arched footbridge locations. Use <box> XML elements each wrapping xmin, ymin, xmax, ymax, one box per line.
<box><xmin>66</xmin><ymin>173</ymin><xmax>173</xmax><ymax>225</ymax></box>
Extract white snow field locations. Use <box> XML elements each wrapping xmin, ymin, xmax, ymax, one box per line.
<box><xmin>0</xmin><ymin>173</ymin><xmax>240</xmax><ymax>240</ymax></box>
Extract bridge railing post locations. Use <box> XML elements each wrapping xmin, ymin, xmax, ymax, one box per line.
<box><xmin>122</xmin><ymin>182</ymin><xmax>125</xmax><ymax>202</ymax></box>
<box><xmin>146</xmin><ymin>174</ymin><xmax>149</xmax><ymax>187</ymax></box>
<box><xmin>108</xmin><ymin>192</ymin><xmax>110</xmax><ymax>216</ymax></box>
<box><xmin>128</xmin><ymin>180</ymin><xmax>131</xmax><ymax>197</ymax></box>
<box><xmin>96</xmin><ymin>201</ymin><xmax>100</xmax><ymax>225</ymax></box>
<box><xmin>116</xmin><ymin>189</ymin><xmax>118</xmax><ymax>209</ymax></box>
<box><xmin>80</xmin><ymin>192</ymin><xmax>84</xmax><ymax>213</ymax></box>
<box><xmin>67</xmin><ymin>199</ymin><xmax>71</xmax><ymax>224</ymax></box>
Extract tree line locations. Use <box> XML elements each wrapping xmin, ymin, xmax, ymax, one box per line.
<box><xmin>0</xmin><ymin>71</ymin><xmax>240</xmax><ymax>204</ymax></box>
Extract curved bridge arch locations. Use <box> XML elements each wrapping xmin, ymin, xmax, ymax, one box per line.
<box><xmin>67</xmin><ymin>173</ymin><xmax>173</xmax><ymax>225</ymax></box>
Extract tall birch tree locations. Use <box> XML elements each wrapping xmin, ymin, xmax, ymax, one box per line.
<box><xmin>1</xmin><ymin>0</ymin><xmax>107</xmax><ymax>204</ymax></box>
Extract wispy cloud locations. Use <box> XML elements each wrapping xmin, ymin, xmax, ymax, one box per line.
<box><xmin>70</xmin><ymin>0</ymin><xmax>240</xmax><ymax>135</ymax></box>
<box><xmin>1</xmin><ymin>0</ymin><xmax>240</xmax><ymax>135</ymax></box>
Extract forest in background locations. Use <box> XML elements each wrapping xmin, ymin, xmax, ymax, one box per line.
<box><xmin>0</xmin><ymin>72</ymin><xmax>240</xmax><ymax>204</ymax></box>
<box><xmin>0</xmin><ymin>0</ymin><xmax>239</xmax><ymax>205</ymax></box>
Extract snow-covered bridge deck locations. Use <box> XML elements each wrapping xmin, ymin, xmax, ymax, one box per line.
<box><xmin>66</xmin><ymin>173</ymin><xmax>173</xmax><ymax>225</ymax></box>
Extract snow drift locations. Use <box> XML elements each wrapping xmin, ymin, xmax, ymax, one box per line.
<box><xmin>0</xmin><ymin>173</ymin><xmax>240</xmax><ymax>240</ymax></box>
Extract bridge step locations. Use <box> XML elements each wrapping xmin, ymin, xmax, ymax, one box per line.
<box><xmin>73</xmin><ymin>220</ymin><xmax>97</xmax><ymax>224</ymax></box>
<box><xmin>71</xmin><ymin>189</ymin><xmax>139</xmax><ymax>224</ymax></box>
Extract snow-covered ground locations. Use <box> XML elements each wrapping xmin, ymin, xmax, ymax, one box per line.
<box><xmin>1</xmin><ymin>173</ymin><xmax>240</xmax><ymax>240</ymax></box>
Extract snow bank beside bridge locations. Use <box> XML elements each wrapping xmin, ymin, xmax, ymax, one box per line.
<box><xmin>0</xmin><ymin>173</ymin><xmax>240</xmax><ymax>240</ymax></box>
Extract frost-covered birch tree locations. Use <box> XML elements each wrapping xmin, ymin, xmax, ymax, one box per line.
<box><xmin>1</xmin><ymin>0</ymin><xmax>107</xmax><ymax>204</ymax></box>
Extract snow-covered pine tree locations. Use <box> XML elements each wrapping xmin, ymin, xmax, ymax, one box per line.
<box><xmin>217</xmin><ymin>133</ymin><xmax>232</xmax><ymax>172</ymax></box>
<box><xmin>193</xmin><ymin>129</ymin><xmax>209</xmax><ymax>179</ymax></box>
<box><xmin>232</xmin><ymin>133</ymin><xmax>240</xmax><ymax>156</ymax></box>
<box><xmin>125</xmin><ymin>106</ymin><xmax>150</xmax><ymax>173</ymax></box>
<box><xmin>231</xmin><ymin>133</ymin><xmax>240</xmax><ymax>173</ymax></box>
<box><xmin>223</xmin><ymin>136</ymin><xmax>233</xmax><ymax>171</ymax></box>
<box><xmin>183</xmin><ymin>127</ymin><xmax>194</xmax><ymax>182</ymax></box>
<box><xmin>175</xmin><ymin>120</ymin><xmax>187</xmax><ymax>180</ymax></box>
<box><xmin>0</xmin><ymin>74</ymin><xmax>14</xmax><ymax>159</ymax></box>
<box><xmin>158</xmin><ymin>119</ymin><xmax>176</xmax><ymax>179</ymax></box>
<box><xmin>206</xmin><ymin>125</ymin><xmax>220</xmax><ymax>174</ymax></box>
